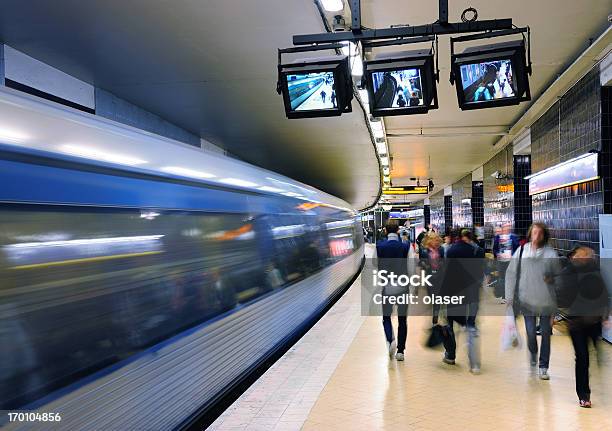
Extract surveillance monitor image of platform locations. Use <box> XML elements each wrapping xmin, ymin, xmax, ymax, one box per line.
<box><xmin>287</xmin><ymin>72</ymin><xmax>337</xmax><ymax>112</ymax></box>
<box><xmin>372</xmin><ymin>68</ymin><xmax>424</xmax><ymax>109</ymax></box>
<box><xmin>459</xmin><ymin>59</ymin><xmax>517</xmax><ymax>103</ymax></box>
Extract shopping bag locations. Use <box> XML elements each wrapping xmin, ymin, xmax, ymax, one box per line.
<box><xmin>501</xmin><ymin>312</ymin><xmax>521</xmax><ymax>350</ymax></box>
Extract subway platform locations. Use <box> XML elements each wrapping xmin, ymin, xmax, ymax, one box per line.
<box><xmin>209</xmin><ymin>245</ymin><xmax>612</xmax><ymax>431</ymax></box>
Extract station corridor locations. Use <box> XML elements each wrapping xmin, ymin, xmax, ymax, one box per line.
<box><xmin>211</xmin><ymin>249</ymin><xmax>612</xmax><ymax>431</ymax></box>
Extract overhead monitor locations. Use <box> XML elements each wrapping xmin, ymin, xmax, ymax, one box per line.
<box><xmin>279</xmin><ymin>56</ymin><xmax>353</xmax><ymax>119</ymax></box>
<box><xmin>451</xmin><ymin>40</ymin><xmax>530</xmax><ymax>110</ymax></box>
<box><xmin>364</xmin><ymin>50</ymin><xmax>438</xmax><ymax>117</ymax></box>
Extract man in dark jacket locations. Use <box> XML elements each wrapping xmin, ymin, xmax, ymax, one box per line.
<box><xmin>440</xmin><ymin>229</ymin><xmax>485</xmax><ymax>374</ymax></box>
<box><xmin>376</xmin><ymin>221</ymin><xmax>410</xmax><ymax>361</ymax></box>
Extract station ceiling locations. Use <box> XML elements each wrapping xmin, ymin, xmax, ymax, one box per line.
<box><xmin>0</xmin><ymin>1</ymin><xmax>609</xmax><ymax>209</ymax></box>
<box><xmin>0</xmin><ymin>0</ymin><xmax>380</xmax><ymax>209</ymax></box>
<box><xmin>355</xmin><ymin>0</ymin><xmax>610</xmax><ymax>204</ymax></box>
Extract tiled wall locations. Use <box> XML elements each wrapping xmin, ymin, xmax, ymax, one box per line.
<box><xmin>602</xmin><ymin>86</ymin><xmax>612</xmax><ymax>214</ymax></box>
<box><xmin>513</xmin><ymin>155</ymin><xmax>532</xmax><ymax>239</ymax></box>
<box><xmin>530</xmin><ymin>68</ymin><xmax>603</xmax><ymax>254</ymax></box>
<box><xmin>444</xmin><ymin>195</ymin><xmax>453</xmax><ymax>234</ymax></box>
<box><xmin>452</xmin><ymin>174</ymin><xmax>473</xmax><ymax>229</ymax></box>
<box><xmin>429</xmin><ymin>191</ymin><xmax>445</xmax><ymax>232</ymax></box>
<box><xmin>472</xmin><ymin>181</ymin><xmax>484</xmax><ymax>228</ymax></box>
<box><xmin>483</xmin><ymin>145</ymin><xmax>514</xmax><ymax>248</ymax></box>
<box><xmin>532</xmin><ymin>181</ymin><xmax>602</xmax><ymax>253</ymax></box>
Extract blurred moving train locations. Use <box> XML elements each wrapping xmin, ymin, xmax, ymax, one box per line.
<box><xmin>0</xmin><ymin>87</ymin><xmax>364</xmax><ymax>430</ymax></box>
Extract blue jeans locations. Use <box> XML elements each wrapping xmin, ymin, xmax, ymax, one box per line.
<box><xmin>442</xmin><ymin>309</ymin><xmax>480</xmax><ymax>368</ymax></box>
<box><xmin>382</xmin><ymin>301</ymin><xmax>407</xmax><ymax>353</ymax></box>
<box><xmin>524</xmin><ymin>314</ymin><xmax>552</xmax><ymax>368</ymax></box>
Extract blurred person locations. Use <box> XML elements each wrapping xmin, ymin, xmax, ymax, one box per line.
<box><xmin>320</xmin><ymin>89</ymin><xmax>327</xmax><ymax>103</ymax></box>
<box><xmin>557</xmin><ymin>246</ymin><xmax>610</xmax><ymax>407</ymax></box>
<box><xmin>421</xmin><ymin>232</ymin><xmax>446</xmax><ymax>325</ymax></box>
<box><xmin>401</xmin><ymin>230</ymin><xmax>410</xmax><ymax>245</ymax></box>
<box><xmin>505</xmin><ymin>222</ymin><xmax>561</xmax><ymax>380</ymax></box>
<box><xmin>440</xmin><ymin>229</ymin><xmax>485</xmax><ymax>374</ymax></box>
<box><xmin>397</xmin><ymin>92</ymin><xmax>407</xmax><ymax>107</ymax></box>
<box><xmin>493</xmin><ymin>223</ymin><xmax>520</xmax><ymax>303</ymax></box>
<box><xmin>441</xmin><ymin>233</ymin><xmax>452</xmax><ymax>254</ymax></box>
<box><xmin>416</xmin><ymin>226</ymin><xmax>428</xmax><ymax>250</ymax></box>
<box><xmin>265</xmin><ymin>262</ymin><xmax>284</xmax><ymax>290</ymax></box>
<box><xmin>409</xmin><ymin>91</ymin><xmax>420</xmax><ymax>107</ymax></box>
<box><xmin>376</xmin><ymin>221</ymin><xmax>410</xmax><ymax>361</ymax></box>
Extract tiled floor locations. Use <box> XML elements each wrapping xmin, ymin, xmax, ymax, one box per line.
<box><xmin>209</xmin><ymin>245</ymin><xmax>612</xmax><ymax>431</ymax></box>
<box><xmin>206</xmin><ymin>247</ymin><xmax>373</xmax><ymax>431</ymax></box>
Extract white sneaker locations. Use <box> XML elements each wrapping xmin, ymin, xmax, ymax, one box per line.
<box><xmin>539</xmin><ymin>368</ymin><xmax>550</xmax><ymax>380</ymax></box>
<box><xmin>395</xmin><ymin>352</ymin><xmax>405</xmax><ymax>361</ymax></box>
<box><xmin>470</xmin><ymin>367</ymin><xmax>481</xmax><ymax>375</ymax></box>
<box><xmin>387</xmin><ymin>340</ymin><xmax>397</xmax><ymax>358</ymax></box>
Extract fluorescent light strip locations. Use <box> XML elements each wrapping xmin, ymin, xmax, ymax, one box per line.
<box><xmin>524</xmin><ymin>152</ymin><xmax>597</xmax><ymax>180</ymax></box>
<box><xmin>7</xmin><ymin>235</ymin><xmax>165</xmax><ymax>249</ymax></box>
<box><xmin>258</xmin><ymin>186</ymin><xmax>285</xmax><ymax>193</ymax></box>
<box><xmin>0</xmin><ymin>127</ymin><xmax>30</xmax><ymax>143</ymax></box>
<box><xmin>218</xmin><ymin>178</ymin><xmax>258</xmax><ymax>188</ymax></box>
<box><xmin>161</xmin><ymin>166</ymin><xmax>215</xmax><ymax>179</ymax></box>
<box><xmin>60</xmin><ymin>145</ymin><xmax>147</xmax><ymax>166</ymax></box>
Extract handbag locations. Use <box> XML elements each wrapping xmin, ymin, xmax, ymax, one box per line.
<box><xmin>425</xmin><ymin>324</ymin><xmax>448</xmax><ymax>349</ymax></box>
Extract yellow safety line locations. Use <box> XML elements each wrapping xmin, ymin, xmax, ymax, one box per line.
<box><xmin>9</xmin><ymin>251</ymin><xmax>163</xmax><ymax>270</ymax></box>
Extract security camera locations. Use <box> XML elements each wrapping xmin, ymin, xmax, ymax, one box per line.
<box><xmin>332</xmin><ymin>15</ymin><xmax>347</xmax><ymax>32</ymax></box>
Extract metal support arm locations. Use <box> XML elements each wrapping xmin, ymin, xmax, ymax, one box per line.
<box><xmin>293</xmin><ymin>19</ymin><xmax>513</xmax><ymax>45</ymax></box>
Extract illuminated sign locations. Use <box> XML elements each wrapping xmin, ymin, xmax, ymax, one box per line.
<box><xmin>496</xmin><ymin>184</ymin><xmax>514</xmax><ymax>193</ymax></box>
<box><xmin>382</xmin><ymin>185</ymin><xmax>429</xmax><ymax>195</ymax></box>
<box><xmin>527</xmin><ymin>152</ymin><xmax>598</xmax><ymax>195</ymax></box>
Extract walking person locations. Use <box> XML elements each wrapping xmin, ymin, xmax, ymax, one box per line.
<box><xmin>557</xmin><ymin>246</ymin><xmax>610</xmax><ymax>407</ymax></box>
<box><xmin>505</xmin><ymin>222</ymin><xmax>561</xmax><ymax>380</ymax></box>
<box><xmin>440</xmin><ymin>229</ymin><xmax>485</xmax><ymax>374</ymax></box>
<box><xmin>420</xmin><ymin>232</ymin><xmax>445</xmax><ymax>325</ymax></box>
<box><xmin>493</xmin><ymin>223</ymin><xmax>520</xmax><ymax>303</ymax></box>
<box><xmin>376</xmin><ymin>221</ymin><xmax>410</xmax><ymax>361</ymax></box>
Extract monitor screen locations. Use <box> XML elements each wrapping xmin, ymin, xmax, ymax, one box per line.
<box><xmin>371</xmin><ymin>68</ymin><xmax>423</xmax><ymax>109</ymax></box>
<box><xmin>459</xmin><ymin>59</ymin><xmax>517</xmax><ymax>103</ymax></box>
<box><xmin>286</xmin><ymin>72</ymin><xmax>337</xmax><ymax>111</ymax></box>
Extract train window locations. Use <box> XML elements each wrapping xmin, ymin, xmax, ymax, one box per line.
<box><xmin>0</xmin><ymin>205</ymin><xmax>360</xmax><ymax>409</ymax></box>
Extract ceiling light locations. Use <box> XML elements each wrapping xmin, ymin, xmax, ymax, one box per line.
<box><xmin>321</xmin><ymin>0</ymin><xmax>343</xmax><ymax>12</ymax></box>
<box><xmin>161</xmin><ymin>166</ymin><xmax>215</xmax><ymax>179</ymax></box>
<box><xmin>60</xmin><ymin>145</ymin><xmax>147</xmax><ymax>166</ymax></box>
<box><xmin>358</xmin><ymin>89</ymin><xmax>369</xmax><ymax>105</ymax></box>
<box><xmin>370</xmin><ymin>119</ymin><xmax>385</xmax><ymax>139</ymax></box>
<box><xmin>380</xmin><ymin>156</ymin><xmax>389</xmax><ymax>166</ymax></box>
<box><xmin>258</xmin><ymin>186</ymin><xmax>285</xmax><ymax>193</ymax></box>
<box><xmin>0</xmin><ymin>127</ymin><xmax>30</xmax><ymax>144</ymax></box>
<box><xmin>383</xmin><ymin>175</ymin><xmax>390</xmax><ymax>182</ymax></box>
<box><xmin>375</xmin><ymin>138</ymin><xmax>387</xmax><ymax>154</ymax></box>
<box><xmin>351</xmin><ymin>50</ymin><xmax>364</xmax><ymax>77</ymax></box>
<box><xmin>218</xmin><ymin>178</ymin><xmax>258</xmax><ymax>188</ymax></box>
<box><xmin>383</xmin><ymin>167</ymin><xmax>390</xmax><ymax>175</ymax></box>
